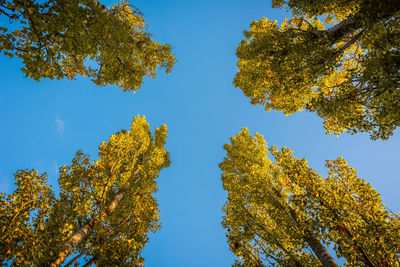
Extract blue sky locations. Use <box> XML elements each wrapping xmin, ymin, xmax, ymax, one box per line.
<box><xmin>0</xmin><ymin>0</ymin><xmax>399</xmax><ymax>266</ymax></box>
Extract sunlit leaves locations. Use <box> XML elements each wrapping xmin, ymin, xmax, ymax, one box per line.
<box><xmin>0</xmin><ymin>170</ymin><xmax>54</xmax><ymax>266</ymax></box>
<box><xmin>234</xmin><ymin>0</ymin><xmax>400</xmax><ymax>140</ymax></box>
<box><xmin>0</xmin><ymin>116</ymin><xmax>170</xmax><ymax>266</ymax></box>
<box><xmin>220</xmin><ymin>129</ymin><xmax>400</xmax><ymax>266</ymax></box>
<box><xmin>0</xmin><ymin>0</ymin><xmax>176</xmax><ymax>91</ymax></box>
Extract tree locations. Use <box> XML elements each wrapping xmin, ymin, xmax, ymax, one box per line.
<box><xmin>234</xmin><ymin>0</ymin><xmax>400</xmax><ymax>140</ymax></box>
<box><xmin>0</xmin><ymin>116</ymin><xmax>170</xmax><ymax>266</ymax></box>
<box><xmin>220</xmin><ymin>128</ymin><xmax>400</xmax><ymax>266</ymax></box>
<box><xmin>0</xmin><ymin>0</ymin><xmax>176</xmax><ymax>91</ymax></box>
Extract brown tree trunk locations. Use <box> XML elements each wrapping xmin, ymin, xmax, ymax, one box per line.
<box><xmin>304</xmin><ymin>233</ymin><xmax>339</xmax><ymax>267</ymax></box>
<box><xmin>82</xmin><ymin>257</ymin><xmax>96</xmax><ymax>267</ymax></box>
<box><xmin>50</xmin><ymin>188</ymin><xmax>127</xmax><ymax>266</ymax></box>
<box><xmin>266</xmin><ymin>186</ymin><xmax>338</xmax><ymax>267</ymax></box>
<box><xmin>323</xmin><ymin>0</ymin><xmax>400</xmax><ymax>45</ymax></box>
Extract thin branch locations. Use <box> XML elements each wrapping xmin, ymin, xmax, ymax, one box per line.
<box><xmin>335</xmin><ymin>30</ymin><xmax>364</xmax><ymax>55</ymax></box>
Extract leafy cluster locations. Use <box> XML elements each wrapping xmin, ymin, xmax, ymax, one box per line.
<box><xmin>0</xmin><ymin>116</ymin><xmax>170</xmax><ymax>266</ymax></box>
<box><xmin>0</xmin><ymin>170</ymin><xmax>55</xmax><ymax>265</ymax></box>
<box><xmin>1</xmin><ymin>0</ymin><xmax>400</xmax><ymax>266</ymax></box>
<box><xmin>220</xmin><ymin>128</ymin><xmax>400</xmax><ymax>266</ymax></box>
<box><xmin>0</xmin><ymin>0</ymin><xmax>176</xmax><ymax>91</ymax></box>
<box><xmin>234</xmin><ymin>0</ymin><xmax>400</xmax><ymax>139</ymax></box>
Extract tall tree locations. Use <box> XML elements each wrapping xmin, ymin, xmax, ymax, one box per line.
<box><xmin>0</xmin><ymin>116</ymin><xmax>170</xmax><ymax>266</ymax></box>
<box><xmin>220</xmin><ymin>128</ymin><xmax>400</xmax><ymax>266</ymax></box>
<box><xmin>234</xmin><ymin>0</ymin><xmax>400</xmax><ymax>140</ymax></box>
<box><xmin>0</xmin><ymin>0</ymin><xmax>176</xmax><ymax>91</ymax></box>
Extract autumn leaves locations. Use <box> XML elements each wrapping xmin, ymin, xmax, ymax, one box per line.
<box><xmin>0</xmin><ymin>0</ymin><xmax>176</xmax><ymax>91</ymax></box>
<box><xmin>234</xmin><ymin>0</ymin><xmax>400</xmax><ymax>140</ymax></box>
<box><xmin>0</xmin><ymin>117</ymin><xmax>170</xmax><ymax>266</ymax></box>
<box><xmin>223</xmin><ymin>0</ymin><xmax>400</xmax><ymax>265</ymax></box>
<box><xmin>0</xmin><ymin>1</ymin><xmax>175</xmax><ymax>265</ymax></box>
<box><xmin>1</xmin><ymin>0</ymin><xmax>400</xmax><ymax>266</ymax></box>
<box><xmin>220</xmin><ymin>129</ymin><xmax>400</xmax><ymax>266</ymax></box>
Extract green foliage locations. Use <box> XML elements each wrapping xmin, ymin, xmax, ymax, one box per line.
<box><xmin>220</xmin><ymin>128</ymin><xmax>400</xmax><ymax>266</ymax></box>
<box><xmin>234</xmin><ymin>0</ymin><xmax>400</xmax><ymax>140</ymax></box>
<box><xmin>0</xmin><ymin>116</ymin><xmax>170</xmax><ymax>266</ymax></box>
<box><xmin>0</xmin><ymin>0</ymin><xmax>176</xmax><ymax>91</ymax></box>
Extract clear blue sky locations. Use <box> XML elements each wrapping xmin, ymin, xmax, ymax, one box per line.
<box><xmin>0</xmin><ymin>0</ymin><xmax>399</xmax><ymax>266</ymax></box>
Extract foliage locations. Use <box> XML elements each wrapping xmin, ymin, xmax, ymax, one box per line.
<box><xmin>220</xmin><ymin>128</ymin><xmax>400</xmax><ymax>266</ymax></box>
<box><xmin>234</xmin><ymin>0</ymin><xmax>400</xmax><ymax>140</ymax></box>
<box><xmin>0</xmin><ymin>0</ymin><xmax>176</xmax><ymax>91</ymax></box>
<box><xmin>0</xmin><ymin>116</ymin><xmax>170</xmax><ymax>266</ymax></box>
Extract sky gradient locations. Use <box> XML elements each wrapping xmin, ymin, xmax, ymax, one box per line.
<box><xmin>0</xmin><ymin>0</ymin><xmax>399</xmax><ymax>266</ymax></box>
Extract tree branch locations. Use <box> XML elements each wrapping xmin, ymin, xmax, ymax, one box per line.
<box><xmin>335</xmin><ymin>30</ymin><xmax>364</xmax><ymax>55</ymax></box>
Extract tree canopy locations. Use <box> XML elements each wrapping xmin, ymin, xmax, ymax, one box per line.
<box><xmin>0</xmin><ymin>0</ymin><xmax>176</xmax><ymax>91</ymax></box>
<box><xmin>1</xmin><ymin>0</ymin><xmax>400</xmax><ymax>266</ymax></box>
<box><xmin>220</xmin><ymin>128</ymin><xmax>400</xmax><ymax>266</ymax></box>
<box><xmin>0</xmin><ymin>116</ymin><xmax>170</xmax><ymax>266</ymax></box>
<box><xmin>234</xmin><ymin>0</ymin><xmax>400</xmax><ymax>140</ymax></box>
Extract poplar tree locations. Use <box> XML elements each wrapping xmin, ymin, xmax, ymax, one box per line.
<box><xmin>0</xmin><ymin>116</ymin><xmax>170</xmax><ymax>266</ymax></box>
<box><xmin>220</xmin><ymin>128</ymin><xmax>400</xmax><ymax>266</ymax></box>
<box><xmin>234</xmin><ymin>0</ymin><xmax>400</xmax><ymax>140</ymax></box>
<box><xmin>0</xmin><ymin>0</ymin><xmax>176</xmax><ymax>91</ymax></box>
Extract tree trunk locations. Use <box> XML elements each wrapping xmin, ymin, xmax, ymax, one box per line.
<box><xmin>64</xmin><ymin>252</ymin><xmax>84</xmax><ymax>267</ymax></box>
<box><xmin>304</xmin><ymin>233</ymin><xmax>339</xmax><ymax>267</ymax></box>
<box><xmin>323</xmin><ymin>0</ymin><xmax>400</xmax><ymax>45</ymax></box>
<box><xmin>82</xmin><ymin>257</ymin><xmax>96</xmax><ymax>267</ymax></box>
<box><xmin>266</xmin><ymin>186</ymin><xmax>337</xmax><ymax>266</ymax></box>
<box><xmin>50</xmin><ymin>188</ymin><xmax>127</xmax><ymax>266</ymax></box>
